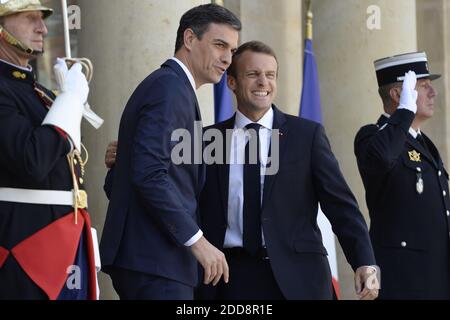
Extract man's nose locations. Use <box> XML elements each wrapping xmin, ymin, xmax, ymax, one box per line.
<box><xmin>36</xmin><ymin>19</ymin><xmax>48</xmax><ymax>36</ymax></box>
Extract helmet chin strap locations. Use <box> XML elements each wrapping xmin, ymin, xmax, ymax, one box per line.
<box><xmin>0</xmin><ymin>25</ymin><xmax>43</xmax><ymax>56</ymax></box>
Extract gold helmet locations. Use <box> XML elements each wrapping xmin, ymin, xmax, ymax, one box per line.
<box><xmin>0</xmin><ymin>0</ymin><xmax>52</xmax><ymax>18</ymax></box>
<box><xmin>0</xmin><ymin>0</ymin><xmax>52</xmax><ymax>56</ymax></box>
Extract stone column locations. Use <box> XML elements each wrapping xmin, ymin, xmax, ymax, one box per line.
<box><xmin>416</xmin><ymin>0</ymin><xmax>450</xmax><ymax>166</ymax></box>
<box><xmin>77</xmin><ymin>0</ymin><xmax>211</xmax><ymax>299</ymax></box>
<box><xmin>237</xmin><ymin>0</ymin><xmax>303</xmax><ymax>116</ymax></box>
<box><xmin>313</xmin><ymin>0</ymin><xmax>417</xmax><ymax>299</ymax></box>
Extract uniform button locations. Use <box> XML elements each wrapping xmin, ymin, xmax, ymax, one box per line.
<box><xmin>401</xmin><ymin>241</ymin><xmax>407</xmax><ymax>247</ymax></box>
<box><xmin>74</xmin><ymin>159</ymin><xmax>78</xmax><ymax>165</ymax></box>
<box><xmin>416</xmin><ymin>167</ymin><xmax>421</xmax><ymax>172</ymax></box>
<box><xmin>444</xmin><ymin>191</ymin><xmax>447</xmax><ymax>197</ymax></box>
<box><xmin>79</xmin><ymin>178</ymin><xmax>84</xmax><ymax>184</ymax></box>
<box><xmin>447</xmin><ymin>210</ymin><xmax>450</xmax><ymax>217</ymax></box>
<box><xmin>439</xmin><ymin>170</ymin><xmax>442</xmax><ymax>177</ymax></box>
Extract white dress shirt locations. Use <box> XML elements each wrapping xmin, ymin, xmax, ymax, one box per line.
<box><xmin>169</xmin><ymin>57</ymin><xmax>202</xmax><ymax>246</ymax></box>
<box><xmin>224</xmin><ymin>108</ymin><xmax>274</xmax><ymax>248</ymax></box>
<box><xmin>170</xmin><ymin>57</ymin><xmax>196</xmax><ymax>91</ymax></box>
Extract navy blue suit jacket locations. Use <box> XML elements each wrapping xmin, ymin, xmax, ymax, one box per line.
<box><xmin>100</xmin><ymin>60</ymin><xmax>205</xmax><ymax>286</ymax></box>
<box><xmin>197</xmin><ymin>107</ymin><xmax>376</xmax><ymax>299</ymax></box>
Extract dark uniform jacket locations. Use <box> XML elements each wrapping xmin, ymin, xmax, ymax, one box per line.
<box><xmin>355</xmin><ymin>109</ymin><xmax>450</xmax><ymax>299</ymax></box>
<box><xmin>0</xmin><ymin>60</ymin><xmax>96</xmax><ymax>300</ymax></box>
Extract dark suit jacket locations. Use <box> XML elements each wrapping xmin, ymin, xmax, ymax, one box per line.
<box><xmin>100</xmin><ymin>59</ymin><xmax>205</xmax><ymax>287</ymax></box>
<box><xmin>355</xmin><ymin>109</ymin><xmax>450</xmax><ymax>299</ymax></box>
<box><xmin>198</xmin><ymin>106</ymin><xmax>375</xmax><ymax>299</ymax></box>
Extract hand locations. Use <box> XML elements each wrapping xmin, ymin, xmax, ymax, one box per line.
<box><xmin>54</xmin><ymin>58</ymin><xmax>69</xmax><ymax>91</ymax></box>
<box><xmin>190</xmin><ymin>236</ymin><xmax>229</xmax><ymax>286</ymax></box>
<box><xmin>398</xmin><ymin>70</ymin><xmax>418</xmax><ymax>113</ymax></box>
<box><xmin>354</xmin><ymin>265</ymin><xmax>380</xmax><ymax>300</ymax></box>
<box><xmin>105</xmin><ymin>140</ymin><xmax>118</xmax><ymax>169</ymax></box>
<box><xmin>61</xmin><ymin>62</ymin><xmax>89</xmax><ymax>104</ymax></box>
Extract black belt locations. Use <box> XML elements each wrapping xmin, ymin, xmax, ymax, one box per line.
<box><xmin>223</xmin><ymin>246</ymin><xmax>269</xmax><ymax>260</ymax></box>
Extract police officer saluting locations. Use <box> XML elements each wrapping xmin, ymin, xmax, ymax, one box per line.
<box><xmin>0</xmin><ymin>0</ymin><xmax>98</xmax><ymax>299</ymax></box>
<box><xmin>355</xmin><ymin>52</ymin><xmax>450</xmax><ymax>299</ymax></box>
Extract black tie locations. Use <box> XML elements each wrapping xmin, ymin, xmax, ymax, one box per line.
<box><xmin>416</xmin><ymin>134</ymin><xmax>428</xmax><ymax>152</ymax></box>
<box><xmin>243</xmin><ymin>123</ymin><xmax>262</xmax><ymax>255</ymax></box>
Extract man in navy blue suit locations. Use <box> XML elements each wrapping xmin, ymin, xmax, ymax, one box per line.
<box><xmin>100</xmin><ymin>4</ymin><xmax>240</xmax><ymax>300</ymax></box>
<box><xmin>196</xmin><ymin>41</ymin><xmax>379</xmax><ymax>300</ymax></box>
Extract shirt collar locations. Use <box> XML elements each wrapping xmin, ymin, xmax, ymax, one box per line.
<box><xmin>235</xmin><ymin>107</ymin><xmax>274</xmax><ymax>130</ymax></box>
<box><xmin>382</xmin><ymin>113</ymin><xmax>421</xmax><ymax>138</ymax></box>
<box><xmin>170</xmin><ymin>57</ymin><xmax>196</xmax><ymax>91</ymax></box>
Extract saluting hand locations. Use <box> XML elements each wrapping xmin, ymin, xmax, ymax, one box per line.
<box><xmin>398</xmin><ymin>70</ymin><xmax>418</xmax><ymax>113</ymax></box>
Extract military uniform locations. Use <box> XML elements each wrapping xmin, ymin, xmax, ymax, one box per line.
<box><xmin>355</xmin><ymin>108</ymin><xmax>450</xmax><ymax>299</ymax></box>
<box><xmin>0</xmin><ymin>60</ymin><xmax>97</xmax><ymax>300</ymax></box>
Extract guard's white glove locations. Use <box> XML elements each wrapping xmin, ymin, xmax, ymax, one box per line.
<box><xmin>42</xmin><ymin>62</ymin><xmax>89</xmax><ymax>151</ymax></box>
<box><xmin>398</xmin><ymin>70</ymin><xmax>418</xmax><ymax>114</ymax></box>
<box><xmin>54</xmin><ymin>58</ymin><xmax>104</xmax><ymax>129</ymax></box>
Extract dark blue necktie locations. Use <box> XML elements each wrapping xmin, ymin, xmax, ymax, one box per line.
<box><xmin>416</xmin><ymin>134</ymin><xmax>427</xmax><ymax>149</ymax></box>
<box><xmin>243</xmin><ymin>123</ymin><xmax>262</xmax><ymax>255</ymax></box>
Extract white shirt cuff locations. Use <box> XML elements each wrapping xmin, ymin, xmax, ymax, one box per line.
<box><xmin>184</xmin><ymin>230</ymin><xmax>203</xmax><ymax>246</ymax></box>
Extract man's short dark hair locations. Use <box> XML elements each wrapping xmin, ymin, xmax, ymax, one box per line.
<box><xmin>227</xmin><ymin>41</ymin><xmax>278</xmax><ymax>78</ymax></box>
<box><xmin>378</xmin><ymin>82</ymin><xmax>401</xmax><ymax>107</ymax></box>
<box><xmin>174</xmin><ymin>4</ymin><xmax>241</xmax><ymax>53</ymax></box>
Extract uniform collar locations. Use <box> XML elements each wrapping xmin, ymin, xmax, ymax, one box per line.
<box><xmin>382</xmin><ymin>112</ymin><xmax>421</xmax><ymax>138</ymax></box>
<box><xmin>0</xmin><ymin>59</ymin><xmax>35</xmax><ymax>84</ymax></box>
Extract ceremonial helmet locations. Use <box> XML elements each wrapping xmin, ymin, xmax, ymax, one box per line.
<box><xmin>0</xmin><ymin>0</ymin><xmax>53</xmax><ymax>56</ymax></box>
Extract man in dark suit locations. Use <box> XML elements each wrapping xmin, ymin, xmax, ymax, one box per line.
<box><xmin>197</xmin><ymin>41</ymin><xmax>379</xmax><ymax>300</ymax></box>
<box><xmin>355</xmin><ymin>52</ymin><xmax>450</xmax><ymax>299</ymax></box>
<box><xmin>100</xmin><ymin>4</ymin><xmax>240</xmax><ymax>300</ymax></box>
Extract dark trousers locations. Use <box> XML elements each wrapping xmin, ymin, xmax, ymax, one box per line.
<box><xmin>109</xmin><ymin>268</ymin><xmax>193</xmax><ymax>300</ymax></box>
<box><xmin>214</xmin><ymin>248</ymin><xmax>285</xmax><ymax>300</ymax></box>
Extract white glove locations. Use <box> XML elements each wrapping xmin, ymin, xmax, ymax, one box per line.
<box><xmin>398</xmin><ymin>70</ymin><xmax>418</xmax><ymax>114</ymax></box>
<box><xmin>42</xmin><ymin>62</ymin><xmax>89</xmax><ymax>151</ymax></box>
<box><xmin>54</xmin><ymin>58</ymin><xmax>104</xmax><ymax>129</ymax></box>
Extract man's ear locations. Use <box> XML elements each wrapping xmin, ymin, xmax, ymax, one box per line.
<box><xmin>390</xmin><ymin>86</ymin><xmax>401</xmax><ymax>104</ymax></box>
<box><xmin>183</xmin><ymin>28</ymin><xmax>196</xmax><ymax>51</ymax></box>
<box><xmin>227</xmin><ymin>74</ymin><xmax>236</xmax><ymax>91</ymax></box>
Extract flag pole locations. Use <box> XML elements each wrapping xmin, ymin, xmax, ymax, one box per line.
<box><xmin>305</xmin><ymin>0</ymin><xmax>313</xmax><ymax>40</ymax></box>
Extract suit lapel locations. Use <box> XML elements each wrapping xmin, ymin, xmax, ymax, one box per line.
<box><xmin>162</xmin><ymin>59</ymin><xmax>206</xmax><ymax>190</ymax></box>
<box><xmin>162</xmin><ymin>59</ymin><xmax>202</xmax><ymax>120</ymax></box>
<box><xmin>262</xmin><ymin>106</ymin><xmax>288</xmax><ymax>210</ymax></box>
<box><xmin>217</xmin><ymin>116</ymin><xmax>235</xmax><ymax>220</ymax></box>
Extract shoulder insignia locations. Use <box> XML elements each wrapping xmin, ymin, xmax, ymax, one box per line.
<box><xmin>12</xmin><ymin>70</ymin><xmax>26</xmax><ymax>80</ymax></box>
